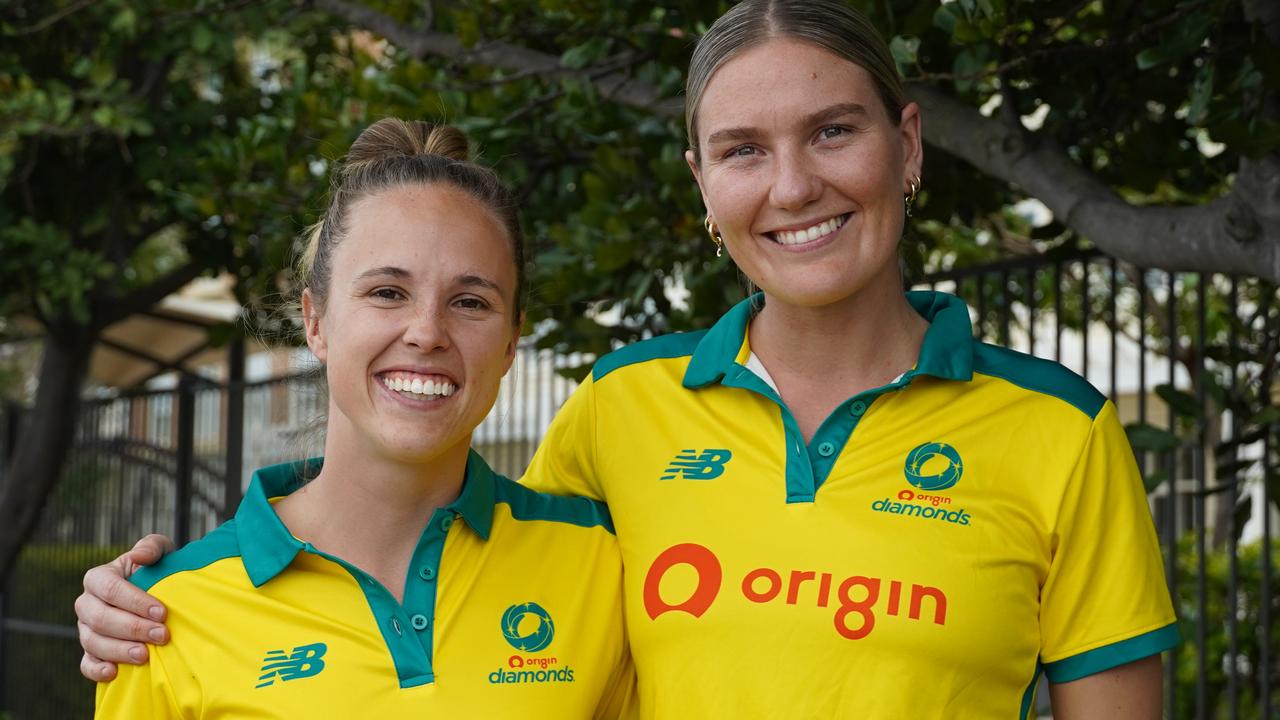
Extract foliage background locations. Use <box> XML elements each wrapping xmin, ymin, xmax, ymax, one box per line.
<box><xmin>1</xmin><ymin>1</ymin><xmax>1278</xmax><ymax>717</ymax></box>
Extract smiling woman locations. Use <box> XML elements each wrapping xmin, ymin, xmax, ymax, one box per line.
<box><xmin>91</xmin><ymin>119</ymin><xmax>634</xmax><ymax>718</ymax></box>
<box><xmin>81</xmin><ymin>2</ymin><xmax>1177</xmax><ymax>718</ymax></box>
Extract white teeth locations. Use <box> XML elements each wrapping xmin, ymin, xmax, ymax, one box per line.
<box><xmin>774</xmin><ymin>214</ymin><xmax>847</xmax><ymax>245</ymax></box>
<box><xmin>381</xmin><ymin>376</ymin><xmax>457</xmax><ymax>398</ymax></box>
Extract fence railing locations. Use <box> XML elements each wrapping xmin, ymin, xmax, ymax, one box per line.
<box><xmin>1</xmin><ymin>249</ymin><xmax>1276</xmax><ymax>719</ymax></box>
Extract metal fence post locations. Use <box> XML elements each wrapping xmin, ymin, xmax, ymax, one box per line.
<box><xmin>0</xmin><ymin>403</ymin><xmax>16</xmax><ymax>712</ymax></box>
<box><xmin>175</xmin><ymin>377</ymin><xmax>195</xmax><ymax>546</ymax></box>
<box><xmin>224</xmin><ymin>338</ymin><xmax>245</xmax><ymax>521</ymax></box>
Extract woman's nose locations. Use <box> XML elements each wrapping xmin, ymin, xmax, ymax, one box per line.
<box><xmin>401</xmin><ymin>306</ymin><xmax>450</xmax><ymax>352</ymax></box>
<box><xmin>768</xmin><ymin>149</ymin><xmax>823</xmax><ymax>211</ymax></box>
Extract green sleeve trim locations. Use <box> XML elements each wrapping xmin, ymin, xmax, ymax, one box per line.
<box><xmin>972</xmin><ymin>343</ymin><xmax>1106</xmax><ymax>420</ymax></box>
<box><xmin>1043</xmin><ymin>623</ymin><xmax>1181</xmax><ymax>683</ymax></box>
<box><xmin>492</xmin><ymin>477</ymin><xmax>615</xmax><ymax>534</ymax></box>
<box><xmin>129</xmin><ymin>521</ymin><xmax>242</xmax><ymax>592</ymax></box>
<box><xmin>592</xmin><ymin>331</ymin><xmax>705</xmax><ymax>382</ymax></box>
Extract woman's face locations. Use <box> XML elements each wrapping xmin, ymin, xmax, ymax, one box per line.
<box><xmin>303</xmin><ymin>183</ymin><xmax>520</xmax><ymax>465</ymax></box>
<box><xmin>687</xmin><ymin>37</ymin><xmax>922</xmax><ymax>310</ymax></box>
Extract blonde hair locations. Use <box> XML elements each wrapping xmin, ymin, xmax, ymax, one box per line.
<box><xmin>298</xmin><ymin>118</ymin><xmax>525</xmax><ymax>324</ymax></box>
<box><xmin>685</xmin><ymin>0</ymin><xmax>905</xmax><ymax>162</ymax></box>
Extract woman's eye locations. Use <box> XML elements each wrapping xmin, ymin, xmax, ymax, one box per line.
<box><xmin>726</xmin><ymin>145</ymin><xmax>758</xmax><ymax>159</ymax></box>
<box><xmin>455</xmin><ymin>296</ymin><xmax>490</xmax><ymax>311</ymax></box>
<box><xmin>371</xmin><ymin>288</ymin><xmax>404</xmax><ymax>301</ymax></box>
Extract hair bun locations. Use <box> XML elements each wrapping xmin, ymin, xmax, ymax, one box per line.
<box><xmin>346</xmin><ymin>118</ymin><xmax>470</xmax><ymax>164</ymax></box>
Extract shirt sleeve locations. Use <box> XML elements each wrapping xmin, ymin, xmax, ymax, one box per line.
<box><xmin>1040</xmin><ymin>401</ymin><xmax>1180</xmax><ymax>683</ymax></box>
<box><xmin>95</xmin><ymin>641</ymin><xmax>193</xmax><ymax>719</ymax></box>
<box><xmin>521</xmin><ymin>373</ymin><xmax>606</xmax><ymax>501</ymax></box>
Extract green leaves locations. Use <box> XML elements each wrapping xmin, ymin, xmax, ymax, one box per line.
<box><xmin>1126</xmin><ymin>422</ymin><xmax>1182</xmax><ymax>453</ymax></box>
<box><xmin>1156</xmin><ymin>383</ymin><xmax>1202</xmax><ymax>419</ymax></box>
<box><xmin>1135</xmin><ymin>12</ymin><xmax>1215</xmax><ymax>70</ymax></box>
<box><xmin>890</xmin><ymin>36</ymin><xmax>921</xmax><ymax>74</ymax></box>
<box><xmin>0</xmin><ymin>219</ymin><xmax>110</xmax><ymax>325</ymax></box>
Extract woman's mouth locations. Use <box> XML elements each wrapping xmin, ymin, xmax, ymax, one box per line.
<box><xmin>767</xmin><ymin>213</ymin><xmax>851</xmax><ymax>246</ymax></box>
<box><xmin>379</xmin><ymin>372</ymin><xmax>457</xmax><ymax>399</ymax></box>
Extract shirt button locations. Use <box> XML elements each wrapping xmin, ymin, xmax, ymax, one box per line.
<box><xmin>440</xmin><ymin>515</ymin><xmax>454</xmax><ymax>532</ymax></box>
<box><xmin>817</xmin><ymin>442</ymin><xmax>836</xmax><ymax>457</ymax></box>
<box><xmin>419</xmin><ymin>566</ymin><xmax>436</xmax><ymax>581</ymax></box>
<box><xmin>391</xmin><ymin>617</ymin><xmax>403</xmax><ymax>636</ymax></box>
<box><xmin>849</xmin><ymin>400</ymin><xmax>867</xmax><ymax>416</ymax></box>
<box><xmin>411</xmin><ymin>614</ymin><xmax>430</xmax><ymax>631</ymax></box>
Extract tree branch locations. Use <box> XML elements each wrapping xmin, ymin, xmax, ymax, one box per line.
<box><xmin>311</xmin><ymin>0</ymin><xmax>1280</xmax><ymax>282</ymax></box>
<box><xmin>99</xmin><ymin>262</ymin><xmax>205</xmax><ymax>329</ymax></box>
<box><xmin>309</xmin><ymin>0</ymin><xmax>684</xmax><ymax>118</ymax></box>
<box><xmin>907</xmin><ymin>84</ymin><xmax>1280</xmax><ymax>283</ymax></box>
<box><xmin>9</xmin><ymin>0</ymin><xmax>100</xmax><ymax>35</ymax></box>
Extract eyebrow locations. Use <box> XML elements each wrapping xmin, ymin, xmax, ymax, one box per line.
<box><xmin>354</xmin><ymin>267</ymin><xmax>505</xmax><ymax>294</ymax></box>
<box><xmin>457</xmin><ymin>274</ymin><xmax>504</xmax><ymax>294</ymax></box>
<box><xmin>703</xmin><ymin>102</ymin><xmax>871</xmax><ymax>147</ymax></box>
<box><xmin>354</xmin><ymin>266</ymin><xmax>411</xmax><ymax>282</ymax></box>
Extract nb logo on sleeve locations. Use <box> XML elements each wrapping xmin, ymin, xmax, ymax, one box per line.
<box><xmin>660</xmin><ymin>449</ymin><xmax>733</xmax><ymax>480</ymax></box>
<box><xmin>255</xmin><ymin>643</ymin><xmax>327</xmax><ymax>688</ymax></box>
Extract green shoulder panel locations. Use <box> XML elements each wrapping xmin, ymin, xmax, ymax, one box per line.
<box><xmin>972</xmin><ymin>342</ymin><xmax>1106</xmax><ymax>420</ymax></box>
<box><xmin>129</xmin><ymin>521</ymin><xmax>242</xmax><ymax>592</ymax></box>
<box><xmin>592</xmin><ymin>330</ymin><xmax>707</xmax><ymax>382</ymax></box>
<box><xmin>491</xmin><ymin>477</ymin><xmax>615</xmax><ymax>534</ymax></box>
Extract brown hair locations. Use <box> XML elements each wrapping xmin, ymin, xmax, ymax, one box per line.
<box><xmin>299</xmin><ymin>117</ymin><xmax>525</xmax><ymax>325</ymax></box>
<box><xmin>685</xmin><ymin>0</ymin><xmax>905</xmax><ymax>161</ymax></box>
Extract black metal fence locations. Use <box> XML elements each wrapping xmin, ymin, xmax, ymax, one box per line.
<box><xmin>0</xmin><ymin>249</ymin><xmax>1276</xmax><ymax>719</ymax></box>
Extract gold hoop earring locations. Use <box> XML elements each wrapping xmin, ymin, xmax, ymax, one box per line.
<box><xmin>905</xmin><ymin>176</ymin><xmax>921</xmax><ymax>218</ymax></box>
<box><xmin>704</xmin><ymin>215</ymin><xmax>724</xmax><ymax>258</ymax></box>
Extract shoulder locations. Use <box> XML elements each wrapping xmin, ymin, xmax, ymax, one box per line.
<box><xmin>971</xmin><ymin>342</ymin><xmax>1106</xmax><ymax>421</ymax></box>
<box><xmin>491</xmin><ymin>475</ymin><xmax>615</xmax><ymax>534</ymax></box>
<box><xmin>592</xmin><ymin>330</ymin><xmax>708</xmax><ymax>382</ymax></box>
<box><xmin>130</xmin><ymin>521</ymin><xmax>242</xmax><ymax>592</ymax></box>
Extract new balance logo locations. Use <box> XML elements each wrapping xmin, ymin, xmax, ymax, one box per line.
<box><xmin>660</xmin><ymin>449</ymin><xmax>733</xmax><ymax>480</ymax></box>
<box><xmin>256</xmin><ymin>643</ymin><xmax>327</xmax><ymax>688</ymax></box>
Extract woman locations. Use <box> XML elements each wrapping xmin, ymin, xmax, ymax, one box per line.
<box><xmin>80</xmin><ymin>2</ymin><xmax>1177</xmax><ymax>717</ymax></box>
<box><xmin>93</xmin><ymin>118</ymin><xmax>633</xmax><ymax>717</ymax></box>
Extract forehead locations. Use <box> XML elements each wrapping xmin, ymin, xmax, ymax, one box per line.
<box><xmin>339</xmin><ymin>183</ymin><xmax>513</xmax><ymax>271</ymax></box>
<box><xmin>696</xmin><ymin>37</ymin><xmax>888</xmax><ymax>138</ymax></box>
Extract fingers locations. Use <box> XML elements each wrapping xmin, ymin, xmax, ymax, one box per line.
<box><xmin>83</xmin><ymin>556</ymin><xmax>167</xmax><ymax>623</ymax></box>
<box><xmin>80</xmin><ymin>649</ymin><xmax>117</xmax><ymax>682</ymax></box>
<box><xmin>74</xmin><ymin>593</ymin><xmax>167</xmax><ymax>672</ymax></box>
<box><xmin>75</xmin><ymin>587</ymin><xmax>169</xmax><ymax>646</ymax></box>
<box><xmin>125</xmin><ymin>534</ymin><xmax>177</xmax><ymax>569</ymax></box>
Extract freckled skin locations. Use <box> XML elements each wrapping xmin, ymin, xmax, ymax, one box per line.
<box><xmin>686</xmin><ymin>38</ymin><xmax>922</xmax><ymax>311</ymax></box>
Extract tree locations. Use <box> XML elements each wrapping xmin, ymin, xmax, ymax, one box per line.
<box><xmin>0</xmin><ymin>0</ymin><xmax>356</xmax><ymax>581</ymax></box>
<box><xmin>2</xmin><ymin>0</ymin><xmax>1277</xmax><ymax>582</ymax></box>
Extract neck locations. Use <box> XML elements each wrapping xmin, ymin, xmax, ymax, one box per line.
<box><xmin>752</xmin><ymin>279</ymin><xmax>925</xmax><ymax>383</ymax></box>
<box><xmin>748</xmin><ymin>276</ymin><xmax>928</xmax><ymax>440</ymax></box>
<box><xmin>274</xmin><ymin>431</ymin><xmax>471</xmax><ymax>600</ymax></box>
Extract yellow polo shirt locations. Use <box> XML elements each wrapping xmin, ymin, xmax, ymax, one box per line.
<box><xmin>96</xmin><ymin>451</ymin><xmax>633</xmax><ymax>718</ymax></box>
<box><xmin>524</xmin><ymin>291</ymin><xmax>1178</xmax><ymax>718</ymax></box>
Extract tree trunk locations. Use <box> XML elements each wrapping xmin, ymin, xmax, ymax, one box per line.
<box><xmin>0</xmin><ymin>324</ymin><xmax>94</xmax><ymax>585</ymax></box>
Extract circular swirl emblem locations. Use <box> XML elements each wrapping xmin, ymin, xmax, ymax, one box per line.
<box><xmin>501</xmin><ymin>602</ymin><xmax>555</xmax><ymax>652</ymax></box>
<box><xmin>904</xmin><ymin>442</ymin><xmax>963</xmax><ymax>491</ymax></box>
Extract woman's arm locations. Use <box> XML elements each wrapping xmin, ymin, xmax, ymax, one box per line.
<box><xmin>1049</xmin><ymin>654</ymin><xmax>1162</xmax><ymax>720</ymax></box>
<box><xmin>76</xmin><ymin>534</ymin><xmax>175</xmax><ymax>680</ymax></box>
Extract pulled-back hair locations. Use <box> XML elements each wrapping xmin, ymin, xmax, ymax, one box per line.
<box><xmin>685</xmin><ymin>0</ymin><xmax>905</xmax><ymax>161</ymax></box>
<box><xmin>299</xmin><ymin>118</ymin><xmax>525</xmax><ymax>325</ymax></box>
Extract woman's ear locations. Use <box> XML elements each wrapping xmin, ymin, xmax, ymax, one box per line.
<box><xmin>301</xmin><ymin>288</ymin><xmax>327</xmax><ymax>363</ymax></box>
<box><xmin>899</xmin><ymin>101</ymin><xmax>924</xmax><ymax>189</ymax></box>
<box><xmin>503</xmin><ymin>312</ymin><xmax>525</xmax><ymax>375</ymax></box>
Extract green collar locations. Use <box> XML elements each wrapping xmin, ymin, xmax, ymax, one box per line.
<box><xmin>235</xmin><ymin>449</ymin><xmax>498</xmax><ymax>587</ymax></box>
<box><xmin>682</xmin><ymin>290</ymin><xmax>975</xmax><ymax>389</ymax></box>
